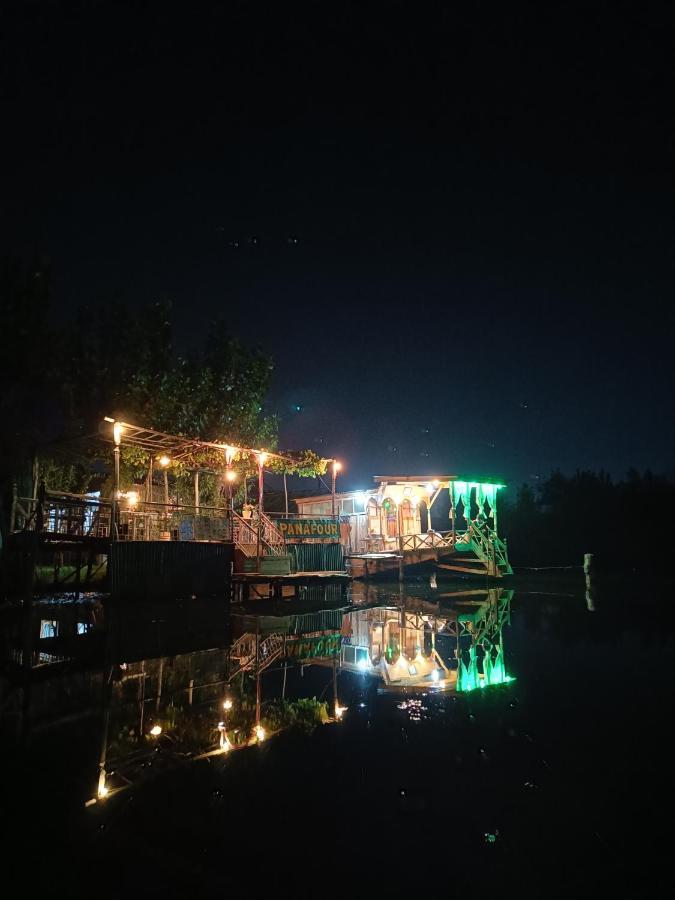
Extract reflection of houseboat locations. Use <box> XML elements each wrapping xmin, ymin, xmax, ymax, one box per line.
<box><xmin>338</xmin><ymin>589</ymin><xmax>513</xmax><ymax>691</ymax></box>
<box><xmin>226</xmin><ymin>589</ymin><xmax>513</xmax><ymax>693</ymax></box>
<box><xmin>295</xmin><ymin>476</ymin><xmax>512</xmax><ymax>579</ymax></box>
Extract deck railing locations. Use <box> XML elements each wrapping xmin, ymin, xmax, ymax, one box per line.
<box><xmin>399</xmin><ymin>531</ymin><xmax>457</xmax><ymax>551</ymax></box>
<box><xmin>14</xmin><ymin>492</ymin><xmax>234</xmax><ymax>543</ymax></box>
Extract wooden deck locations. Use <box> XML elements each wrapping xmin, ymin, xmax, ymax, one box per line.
<box><xmin>232</xmin><ymin>571</ymin><xmax>351</xmax><ymax>601</ymax></box>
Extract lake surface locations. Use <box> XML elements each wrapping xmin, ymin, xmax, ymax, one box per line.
<box><xmin>2</xmin><ymin>577</ymin><xmax>673</xmax><ymax>896</ymax></box>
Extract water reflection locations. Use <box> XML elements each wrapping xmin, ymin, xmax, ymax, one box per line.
<box><xmin>0</xmin><ymin>583</ymin><xmax>513</xmax><ymax>804</ymax></box>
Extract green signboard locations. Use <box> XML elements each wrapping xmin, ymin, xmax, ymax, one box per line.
<box><xmin>284</xmin><ymin>633</ymin><xmax>342</xmax><ymax>659</ymax></box>
<box><xmin>277</xmin><ymin>518</ymin><xmax>340</xmax><ymax>540</ymax></box>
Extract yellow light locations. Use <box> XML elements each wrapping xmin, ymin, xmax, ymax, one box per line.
<box><xmin>335</xmin><ymin>705</ymin><xmax>347</xmax><ymax>720</ymax></box>
<box><xmin>158</xmin><ymin>455</ymin><xmax>171</xmax><ymax>467</ymax></box>
<box><xmin>333</xmin><ymin>460</ymin><xmax>342</xmax><ymax>473</ymax></box>
<box><xmin>113</xmin><ymin>422</ymin><xmax>123</xmax><ymax>446</ymax></box>
<box><xmin>225</xmin><ymin>446</ymin><xmax>235</xmax><ymax>465</ymax></box>
<box><xmin>225</xmin><ymin>470</ymin><xmax>236</xmax><ymax>483</ymax></box>
<box><xmin>257</xmin><ymin>452</ymin><xmax>268</xmax><ymax>466</ymax></box>
<box><xmin>254</xmin><ymin>724</ymin><xmax>266</xmax><ymax>742</ymax></box>
<box><xmin>98</xmin><ymin>784</ymin><xmax>109</xmax><ymax>799</ymax></box>
<box><xmin>432</xmin><ymin>479</ymin><xmax>440</xmax><ymax>487</ymax></box>
<box><xmin>223</xmin><ymin>698</ymin><xmax>233</xmax><ymax>710</ymax></box>
<box><xmin>150</xmin><ymin>725</ymin><xmax>162</xmax><ymax>736</ymax></box>
<box><xmin>219</xmin><ymin>732</ymin><xmax>232</xmax><ymax>752</ymax></box>
<box><xmin>127</xmin><ymin>491</ymin><xmax>139</xmax><ymax>507</ymax></box>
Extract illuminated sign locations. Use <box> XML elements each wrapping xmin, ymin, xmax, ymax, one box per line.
<box><xmin>284</xmin><ymin>633</ymin><xmax>342</xmax><ymax>659</ymax></box>
<box><xmin>277</xmin><ymin>518</ymin><xmax>340</xmax><ymax>539</ymax></box>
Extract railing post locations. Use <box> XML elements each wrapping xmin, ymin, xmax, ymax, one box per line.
<box><xmin>9</xmin><ymin>480</ymin><xmax>17</xmax><ymax>532</ymax></box>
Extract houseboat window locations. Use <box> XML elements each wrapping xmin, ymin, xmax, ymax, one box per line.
<box><xmin>400</xmin><ymin>499</ymin><xmax>415</xmax><ymax>534</ymax></box>
<box><xmin>40</xmin><ymin>620</ymin><xmax>58</xmax><ymax>639</ymax></box>
<box><xmin>309</xmin><ymin>502</ymin><xmax>331</xmax><ymax>515</ymax></box>
<box><xmin>355</xmin><ymin>647</ymin><xmax>369</xmax><ymax>668</ymax></box>
<box><xmin>77</xmin><ymin>622</ymin><xmax>91</xmax><ymax>635</ymax></box>
<box><xmin>367</xmin><ymin>498</ymin><xmax>380</xmax><ymax>534</ymax></box>
<box><xmin>343</xmin><ymin>645</ymin><xmax>356</xmax><ymax>664</ymax></box>
<box><xmin>383</xmin><ymin>499</ymin><xmax>398</xmax><ymax>538</ymax></box>
<box><xmin>341</xmin><ymin>499</ymin><xmax>354</xmax><ymax>515</ymax></box>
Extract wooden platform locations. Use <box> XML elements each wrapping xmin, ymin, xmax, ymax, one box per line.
<box><xmin>232</xmin><ymin>570</ymin><xmax>351</xmax><ymax>601</ymax></box>
<box><xmin>347</xmin><ymin>547</ymin><xmax>448</xmax><ymax>578</ymax></box>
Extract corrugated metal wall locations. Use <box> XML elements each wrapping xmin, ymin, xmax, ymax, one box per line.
<box><xmin>288</xmin><ymin>543</ymin><xmax>345</xmax><ymax>573</ymax></box>
<box><xmin>110</xmin><ymin>541</ymin><xmax>234</xmax><ymax>599</ymax></box>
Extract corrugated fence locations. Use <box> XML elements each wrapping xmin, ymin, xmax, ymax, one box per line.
<box><xmin>288</xmin><ymin>543</ymin><xmax>345</xmax><ymax>573</ymax></box>
<box><xmin>110</xmin><ymin>541</ymin><xmax>233</xmax><ymax>599</ymax></box>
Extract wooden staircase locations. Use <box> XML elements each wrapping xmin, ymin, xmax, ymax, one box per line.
<box><xmin>231</xmin><ymin>510</ymin><xmax>286</xmax><ymax>558</ymax></box>
<box><xmin>440</xmin><ymin>521</ymin><xmax>512</xmax><ymax>578</ymax></box>
<box><xmin>227</xmin><ymin>632</ymin><xmax>285</xmax><ymax>680</ymax></box>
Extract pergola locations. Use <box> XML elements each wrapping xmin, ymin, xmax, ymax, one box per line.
<box><xmin>100</xmin><ymin>417</ymin><xmax>330</xmax><ymax>520</ymax></box>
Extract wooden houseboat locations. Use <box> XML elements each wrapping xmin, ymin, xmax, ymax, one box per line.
<box><xmin>294</xmin><ymin>475</ymin><xmax>512</xmax><ymax>579</ymax></box>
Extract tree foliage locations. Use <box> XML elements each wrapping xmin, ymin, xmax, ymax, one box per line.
<box><xmin>0</xmin><ymin>263</ymin><xmax>326</xmax><ymax>535</ymax></box>
<box><xmin>500</xmin><ymin>469</ymin><xmax>675</xmax><ymax>574</ymax></box>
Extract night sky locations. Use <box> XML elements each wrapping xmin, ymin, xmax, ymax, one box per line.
<box><xmin>3</xmin><ymin>2</ymin><xmax>674</xmax><ymax>490</ymax></box>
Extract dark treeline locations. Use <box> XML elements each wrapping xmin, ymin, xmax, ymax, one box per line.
<box><xmin>0</xmin><ymin>259</ymin><xmax>279</xmax><ymax>542</ymax></box>
<box><xmin>501</xmin><ymin>469</ymin><xmax>674</xmax><ymax>575</ymax></box>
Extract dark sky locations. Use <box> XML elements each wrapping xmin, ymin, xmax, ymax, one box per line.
<box><xmin>3</xmin><ymin>1</ymin><xmax>674</xmax><ymax>489</ymax></box>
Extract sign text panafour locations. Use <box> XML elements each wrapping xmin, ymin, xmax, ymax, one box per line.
<box><xmin>277</xmin><ymin>518</ymin><xmax>340</xmax><ymax>539</ymax></box>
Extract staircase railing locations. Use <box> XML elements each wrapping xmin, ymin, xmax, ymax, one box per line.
<box><xmin>231</xmin><ymin>510</ymin><xmax>287</xmax><ymax>557</ymax></box>
<box><xmin>228</xmin><ymin>632</ymin><xmax>285</xmax><ymax>680</ymax></box>
<box><xmin>467</xmin><ymin>521</ymin><xmax>512</xmax><ymax>574</ymax></box>
<box><xmin>259</xmin><ymin>512</ymin><xmax>287</xmax><ymax>555</ymax></box>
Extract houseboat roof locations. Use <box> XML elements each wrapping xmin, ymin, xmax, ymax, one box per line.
<box><xmin>373</xmin><ymin>475</ymin><xmax>457</xmax><ymax>484</ymax></box>
<box><xmin>295</xmin><ymin>490</ymin><xmax>372</xmax><ymax>504</ymax></box>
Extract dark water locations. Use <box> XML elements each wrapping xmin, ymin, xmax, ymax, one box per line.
<box><xmin>1</xmin><ymin>578</ymin><xmax>674</xmax><ymax>896</ymax></box>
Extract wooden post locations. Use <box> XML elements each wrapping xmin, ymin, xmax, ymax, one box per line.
<box><xmin>112</xmin><ymin>443</ymin><xmax>120</xmax><ymax>540</ymax></box>
<box><xmin>332</xmin><ymin>658</ymin><xmax>338</xmax><ymax>718</ymax></box>
<box><xmin>9</xmin><ymin>480</ymin><xmax>17</xmax><ymax>533</ymax></box>
<box><xmin>97</xmin><ymin>665</ymin><xmax>114</xmax><ymax>801</ymax></box>
<box><xmin>397</xmin><ymin>504</ymin><xmax>404</xmax><ymax>583</ymax></box>
<box><xmin>255</xmin><ymin>618</ymin><xmax>261</xmax><ymax>728</ymax></box>
<box><xmin>146</xmin><ymin>456</ymin><xmax>154</xmax><ymax>503</ymax></box>
<box><xmin>156</xmin><ymin>658</ymin><xmax>164</xmax><ymax>711</ymax></box>
<box><xmin>194</xmin><ymin>470</ymin><xmax>200</xmax><ymax>515</ymax></box>
<box><xmin>32</xmin><ymin>452</ymin><xmax>40</xmax><ymax>501</ymax></box>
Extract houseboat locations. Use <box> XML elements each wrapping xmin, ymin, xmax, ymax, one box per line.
<box><xmin>294</xmin><ymin>475</ymin><xmax>512</xmax><ymax>579</ymax></box>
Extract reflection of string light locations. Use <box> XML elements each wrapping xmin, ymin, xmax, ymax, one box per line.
<box><xmin>431</xmin><ymin>669</ymin><xmax>440</xmax><ymax>682</ymax></box>
<box><xmin>150</xmin><ymin>725</ymin><xmax>162</xmax><ymax>736</ymax></box>
<box><xmin>357</xmin><ymin>658</ymin><xmax>369</xmax><ymax>671</ymax></box>
<box><xmin>335</xmin><ymin>705</ymin><xmax>347</xmax><ymax>720</ymax></box>
<box><xmin>254</xmin><ymin>725</ymin><xmax>266</xmax><ymax>742</ymax></box>
<box><xmin>223</xmin><ymin>698</ymin><xmax>233</xmax><ymax>710</ymax></box>
<box><xmin>98</xmin><ymin>783</ymin><xmax>109</xmax><ymax>799</ymax></box>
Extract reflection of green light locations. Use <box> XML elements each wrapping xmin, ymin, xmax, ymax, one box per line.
<box><xmin>458</xmin><ymin>646</ymin><xmax>515</xmax><ymax>692</ymax></box>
